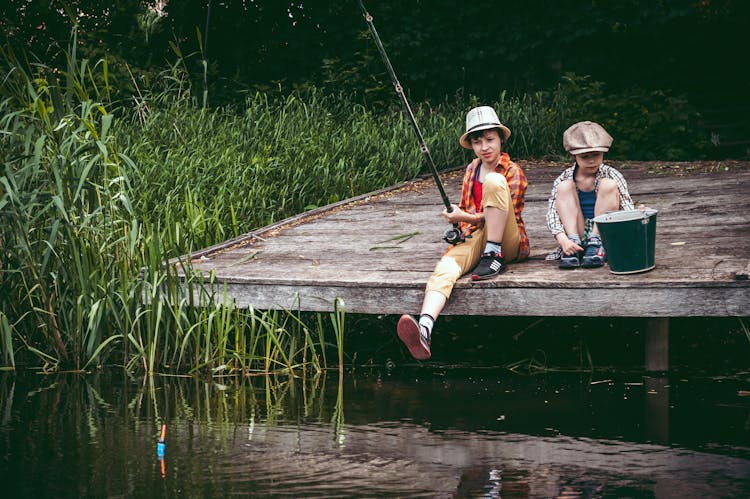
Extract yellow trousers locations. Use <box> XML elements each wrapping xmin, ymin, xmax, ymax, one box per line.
<box><xmin>425</xmin><ymin>172</ymin><xmax>520</xmax><ymax>299</ymax></box>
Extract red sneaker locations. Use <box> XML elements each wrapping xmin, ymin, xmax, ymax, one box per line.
<box><xmin>397</xmin><ymin>314</ymin><xmax>431</xmax><ymax>360</ymax></box>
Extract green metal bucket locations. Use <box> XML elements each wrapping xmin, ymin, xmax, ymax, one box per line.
<box><xmin>593</xmin><ymin>209</ymin><xmax>658</xmax><ymax>274</ymax></box>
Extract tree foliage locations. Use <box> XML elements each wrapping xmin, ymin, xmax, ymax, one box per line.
<box><xmin>1</xmin><ymin>0</ymin><xmax>748</xmax><ymax>157</ymax></box>
<box><xmin>3</xmin><ymin>1</ymin><xmax>747</xmax><ymax>100</ymax></box>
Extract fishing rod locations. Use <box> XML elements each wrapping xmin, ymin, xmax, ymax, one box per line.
<box><xmin>357</xmin><ymin>0</ymin><xmax>464</xmax><ymax>245</ymax></box>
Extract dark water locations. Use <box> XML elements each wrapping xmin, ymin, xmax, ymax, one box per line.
<box><xmin>1</xmin><ymin>368</ymin><xmax>749</xmax><ymax>498</ymax></box>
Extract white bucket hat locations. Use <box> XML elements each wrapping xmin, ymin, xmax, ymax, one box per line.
<box><xmin>563</xmin><ymin>121</ymin><xmax>613</xmax><ymax>155</ymax></box>
<box><xmin>459</xmin><ymin>106</ymin><xmax>511</xmax><ymax>149</ymax></box>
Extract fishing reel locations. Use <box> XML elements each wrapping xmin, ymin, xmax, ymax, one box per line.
<box><xmin>442</xmin><ymin>224</ymin><xmax>466</xmax><ymax>245</ymax></box>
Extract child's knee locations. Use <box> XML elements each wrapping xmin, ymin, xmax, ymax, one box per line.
<box><xmin>432</xmin><ymin>256</ymin><xmax>463</xmax><ymax>282</ymax></box>
<box><xmin>482</xmin><ymin>173</ymin><xmax>511</xmax><ymax>210</ymax></box>
<box><xmin>598</xmin><ymin>178</ymin><xmax>617</xmax><ymax>193</ymax></box>
<box><xmin>426</xmin><ymin>257</ymin><xmax>463</xmax><ymax>297</ymax></box>
<box><xmin>557</xmin><ymin>179</ymin><xmax>576</xmax><ymax>195</ymax></box>
<box><xmin>598</xmin><ymin>178</ymin><xmax>618</xmax><ymax>196</ymax></box>
<box><xmin>484</xmin><ymin>172</ymin><xmax>508</xmax><ymax>192</ymax></box>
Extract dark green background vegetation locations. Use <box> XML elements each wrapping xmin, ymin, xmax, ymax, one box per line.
<box><xmin>2</xmin><ymin>0</ymin><xmax>748</xmax><ymax>159</ymax></box>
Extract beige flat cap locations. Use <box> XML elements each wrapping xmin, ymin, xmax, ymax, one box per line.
<box><xmin>563</xmin><ymin>121</ymin><xmax>613</xmax><ymax>155</ymax></box>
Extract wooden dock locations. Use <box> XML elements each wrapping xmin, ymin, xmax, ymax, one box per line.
<box><xmin>181</xmin><ymin>160</ymin><xmax>749</xmax><ymax>369</ymax></box>
<box><xmin>184</xmin><ymin>160</ymin><xmax>749</xmax><ymax>316</ymax></box>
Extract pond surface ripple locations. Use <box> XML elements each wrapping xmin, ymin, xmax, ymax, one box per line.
<box><xmin>1</xmin><ymin>368</ymin><xmax>748</xmax><ymax>498</ymax></box>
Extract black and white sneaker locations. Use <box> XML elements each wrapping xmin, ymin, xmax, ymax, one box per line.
<box><xmin>471</xmin><ymin>251</ymin><xmax>507</xmax><ymax>281</ymax></box>
<box><xmin>581</xmin><ymin>236</ymin><xmax>606</xmax><ymax>268</ymax></box>
<box><xmin>559</xmin><ymin>251</ymin><xmax>581</xmax><ymax>269</ymax></box>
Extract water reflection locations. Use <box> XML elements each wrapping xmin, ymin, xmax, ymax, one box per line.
<box><xmin>0</xmin><ymin>369</ymin><xmax>748</xmax><ymax>498</ymax></box>
<box><xmin>645</xmin><ymin>376</ymin><xmax>669</xmax><ymax>444</ymax></box>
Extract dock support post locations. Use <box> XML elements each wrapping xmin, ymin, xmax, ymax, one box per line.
<box><xmin>645</xmin><ymin>318</ymin><xmax>669</xmax><ymax>372</ymax></box>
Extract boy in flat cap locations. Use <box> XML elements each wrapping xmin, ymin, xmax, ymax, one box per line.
<box><xmin>546</xmin><ymin>121</ymin><xmax>634</xmax><ymax>268</ymax></box>
<box><xmin>396</xmin><ymin>106</ymin><xmax>529</xmax><ymax>360</ymax></box>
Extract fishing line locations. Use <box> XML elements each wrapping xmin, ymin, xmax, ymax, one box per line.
<box><xmin>356</xmin><ymin>0</ymin><xmax>464</xmax><ymax>244</ymax></box>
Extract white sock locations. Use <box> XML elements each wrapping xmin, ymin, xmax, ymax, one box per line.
<box><xmin>418</xmin><ymin>314</ymin><xmax>434</xmax><ymax>335</ymax></box>
<box><xmin>483</xmin><ymin>240</ymin><xmax>502</xmax><ymax>255</ymax></box>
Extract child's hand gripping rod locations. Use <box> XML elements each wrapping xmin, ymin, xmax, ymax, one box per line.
<box><xmin>357</xmin><ymin>0</ymin><xmax>464</xmax><ymax>245</ymax></box>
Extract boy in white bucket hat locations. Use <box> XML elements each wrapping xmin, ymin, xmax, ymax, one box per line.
<box><xmin>396</xmin><ymin>106</ymin><xmax>529</xmax><ymax>360</ymax></box>
<box><xmin>545</xmin><ymin>121</ymin><xmax>635</xmax><ymax>268</ymax></box>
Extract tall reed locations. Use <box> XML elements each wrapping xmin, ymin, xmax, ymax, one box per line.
<box><xmin>0</xmin><ymin>42</ymin><xmax>349</xmax><ymax>374</ymax></box>
<box><xmin>0</xmin><ymin>39</ymin><xmax>138</xmax><ymax>370</ymax></box>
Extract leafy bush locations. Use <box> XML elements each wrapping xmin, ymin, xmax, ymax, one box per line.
<box><xmin>545</xmin><ymin>73</ymin><xmax>710</xmax><ymax>160</ymax></box>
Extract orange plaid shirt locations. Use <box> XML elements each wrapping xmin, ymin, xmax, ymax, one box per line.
<box><xmin>458</xmin><ymin>152</ymin><xmax>530</xmax><ymax>260</ymax></box>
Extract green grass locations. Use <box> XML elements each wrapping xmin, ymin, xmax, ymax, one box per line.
<box><xmin>0</xmin><ymin>44</ymin><xmax>357</xmax><ymax>374</ymax></box>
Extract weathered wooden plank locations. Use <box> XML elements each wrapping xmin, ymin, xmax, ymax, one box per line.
<box><xmin>188</xmin><ymin>258</ymin><xmax>750</xmax><ymax>284</ymax></box>
<box><xmin>196</xmin><ymin>257</ymin><xmax>747</xmax><ymax>284</ymax></box>
<box><xmin>207</xmin><ymin>232</ymin><xmax>743</xmax><ymax>256</ymax></box>
<box><xmin>185</xmin><ymin>269</ymin><xmax>745</xmax><ymax>291</ymax></box>
<box><xmin>195</xmin><ymin>246</ymin><xmax>748</xmax><ymax>278</ymax></box>
<box><xmin>188</xmin><ymin>281</ymin><xmax>748</xmax><ymax>316</ymax></box>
